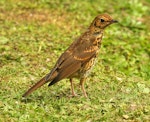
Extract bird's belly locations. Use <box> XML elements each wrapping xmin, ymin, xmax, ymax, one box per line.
<box><xmin>69</xmin><ymin>56</ymin><xmax>98</xmax><ymax>79</ymax></box>
<box><xmin>81</xmin><ymin>56</ymin><xmax>97</xmax><ymax>78</ymax></box>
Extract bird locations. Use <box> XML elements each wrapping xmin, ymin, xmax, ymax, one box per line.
<box><xmin>22</xmin><ymin>13</ymin><xmax>118</xmax><ymax>98</ymax></box>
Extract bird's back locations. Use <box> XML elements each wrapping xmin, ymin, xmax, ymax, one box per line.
<box><xmin>48</xmin><ymin>30</ymin><xmax>103</xmax><ymax>84</ymax></box>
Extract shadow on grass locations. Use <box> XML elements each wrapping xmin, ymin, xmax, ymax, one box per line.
<box><xmin>20</xmin><ymin>88</ymin><xmax>73</xmax><ymax>103</ymax></box>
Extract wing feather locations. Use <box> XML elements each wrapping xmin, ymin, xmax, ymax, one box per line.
<box><xmin>48</xmin><ymin>34</ymin><xmax>98</xmax><ymax>86</ymax></box>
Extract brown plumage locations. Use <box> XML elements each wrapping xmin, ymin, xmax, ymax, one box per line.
<box><xmin>22</xmin><ymin>14</ymin><xmax>118</xmax><ymax>98</ymax></box>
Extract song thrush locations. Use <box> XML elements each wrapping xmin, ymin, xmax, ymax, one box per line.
<box><xmin>22</xmin><ymin>14</ymin><xmax>118</xmax><ymax>98</ymax></box>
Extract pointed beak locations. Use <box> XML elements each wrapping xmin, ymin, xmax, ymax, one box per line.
<box><xmin>111</xmin><ymin>20</ymin><xmax>118</xmax><ymax>23</ymax></box>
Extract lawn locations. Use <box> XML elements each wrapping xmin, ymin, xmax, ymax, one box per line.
<box><xmin>0</xmin><ymin>0</ymin><xmax>150</xmax><ymax>121</ymax></box>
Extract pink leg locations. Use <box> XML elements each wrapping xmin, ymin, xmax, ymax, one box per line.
<box><xmin>70</xmin><ymin>78</ymin><xmax>76</xmax><ymax>96</ymax></box>
<box><xmin>80</xmin><ymin>78</ymin><xmax>88</xmax><ymax>98</ymax></box>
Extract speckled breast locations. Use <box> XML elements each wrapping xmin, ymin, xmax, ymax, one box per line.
<box><xmin>69</xmin><ymin>33</ymin><xmax>103</xmax><ymax>79</ymax></box>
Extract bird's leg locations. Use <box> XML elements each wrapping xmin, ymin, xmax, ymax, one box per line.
<box><xmin>70</xmin><ymin>78</ymin><xmax>76</xmax><ymax>97</ymax></box>
<box><xmin>80</xmin><ymin>78</ymin><xmax>88</xmax><ymax>98</ymax></box>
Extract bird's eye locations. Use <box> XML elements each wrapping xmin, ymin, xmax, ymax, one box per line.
<box><xmin>100</xmin><ymin>19</ymin><xmax>105</xmax><ymax>22</ymax></box>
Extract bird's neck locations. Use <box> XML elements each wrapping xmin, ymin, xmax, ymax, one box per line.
<box><xmin>88</xmin><ymin>26</ymin><xmax>103</xmax><ymax>36</ymax></box>
<box><xmin>88</xmin><ymin>26</ymin><xmax>104</xmax><ymax>48</ymax></box>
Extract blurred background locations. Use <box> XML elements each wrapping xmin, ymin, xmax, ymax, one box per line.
<box><xmin>0</xmin><ymin>0</ymin><xmax>150</xmax><ymax>121</ymax></box>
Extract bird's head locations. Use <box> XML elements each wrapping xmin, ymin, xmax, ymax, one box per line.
<box><xmin>89</xmin><ymin>14</ymin><xmax>118</xmax><ymax>32</ymax></box>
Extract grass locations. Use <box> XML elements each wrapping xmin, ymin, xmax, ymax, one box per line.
<box><xmin>0</xmin><ymin>0</ymin><xmax>150</xmax><ymax>121</ymax></box>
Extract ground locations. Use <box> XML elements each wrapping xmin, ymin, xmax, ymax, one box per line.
<box><xmin>0</xmin><ymin>0</ymin><xmax>150</xmax><ymax>121</ymax></box>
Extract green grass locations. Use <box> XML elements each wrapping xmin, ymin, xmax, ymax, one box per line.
<box><xmin>0</xmin><ymin>0</ymin><xmax>150</xmax><ymax>121</ymax></box>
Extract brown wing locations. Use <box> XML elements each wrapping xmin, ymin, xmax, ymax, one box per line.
<box><xmin>48</xmin><ymin>33</ymin><xmax>97</xmax><ymax>86</ymax></box>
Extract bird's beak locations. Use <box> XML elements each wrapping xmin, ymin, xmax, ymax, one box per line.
<box><xmin>111</xmin><ymin>20</ymin><xmax>118</xmax><ymax>23</ymax></box>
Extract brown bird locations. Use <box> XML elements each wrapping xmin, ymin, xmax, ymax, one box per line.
<box><xmin>22</xmin><ymin>13</ymin><xmax>118</xmax><ymax>98</ymax></box>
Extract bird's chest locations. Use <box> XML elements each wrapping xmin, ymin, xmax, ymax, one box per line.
<box><xmin>93</xmin><ymin>33</ymin><xmax>103</xmax><ymax>47</ymax></box>
<box><xmin>70</xmin><ymin>34</ymin><xmax>103</xmax><ymax>79</ymax></box>
<box><xmin>80</xmin><ymin>35</ymin><xmax>103</xmax><ymax>77</ymax></box>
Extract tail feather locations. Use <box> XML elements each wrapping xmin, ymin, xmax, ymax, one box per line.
<box><xmin>22</xmin><ymin>70</ymin><xmax>58</xmax><ymax>97</ymax></box>
<box><xmin>22</xmin><ymin>76</ymin><xmax>48</xmax><ymax>97</ymax></box>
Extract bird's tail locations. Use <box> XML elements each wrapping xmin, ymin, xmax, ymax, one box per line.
<box><xmin>22</xmin><ymin>76</ymin><xmax>48</xmax><ymax>97</ymax></box>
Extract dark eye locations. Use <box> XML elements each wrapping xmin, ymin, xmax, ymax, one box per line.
<box><xmin>100</xmin><ymin>19</ymin><xmax>105</xmax><ymax>22</ymax></box>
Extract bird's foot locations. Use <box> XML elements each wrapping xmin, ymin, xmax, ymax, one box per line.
<box><xmin>68</xmin><ymin>93</ymin><xmax>78</xmax><ymax>98</ymax></box>
<box><xmin>72</xmin><ymin>93</ymin><xmax>78</xmax><ymax>97</ymax></box>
